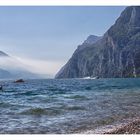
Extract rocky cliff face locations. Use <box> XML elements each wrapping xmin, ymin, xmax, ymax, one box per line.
<box><xmin>55</xmin><ymin>6</ymin><xmax>140</xmax><ymax>78</ymax></box>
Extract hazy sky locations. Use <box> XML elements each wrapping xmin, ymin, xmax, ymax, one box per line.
<box><xmin>0</xmin><ymin>6</ymin><xmax>125</xmax><ymax>77</ymax></box>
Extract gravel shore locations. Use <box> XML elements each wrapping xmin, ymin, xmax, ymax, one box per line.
<box><xmin>80</xmin><ymin>118</ymin><xmax>140</xmax><ymax>134</ymax></box>
<box><xmin>104</xmin><ymin>119</ymin><xmax>140</xmax><ymax>134</ymax></box>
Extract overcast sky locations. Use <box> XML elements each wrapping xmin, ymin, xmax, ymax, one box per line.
<box><xmin>0</xmin><ymin>6</ymin><xmax>125</xmax><ymax>77</ymax></box>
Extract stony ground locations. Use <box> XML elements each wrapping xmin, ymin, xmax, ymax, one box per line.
<box><xmin>104</xmin><ymin>120</ymin><xmax>140</xmax><ymax>134</ymax></box>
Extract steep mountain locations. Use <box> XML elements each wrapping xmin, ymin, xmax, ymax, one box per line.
<box><xmin>55</xmin><ymin>35</ymin><xmax>102</xmax><ymax>78</ymax></box>
<box><xmin>55</xmin><ymin>6</ymin><xmax>140</xmax><ymax>78</ymax></box>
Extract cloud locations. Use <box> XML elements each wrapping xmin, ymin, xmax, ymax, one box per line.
<box><xmin>0</xmin><ymin>54</ymin><xmax>66</xmax><ymax>78</ymax></box>
<box><xmin>0</xmin><ymin>56</ymin><xmax>25</xmax><ymax>70</ymax></box>
<box><xmin>15</xmin><ymin>57</ymin><xmax>66</xmax><ymax>76</ymax></box>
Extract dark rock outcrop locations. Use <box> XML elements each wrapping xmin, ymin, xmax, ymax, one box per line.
<box><xmin>14</xmin><ymin>79</ymin><xmax>25</xmax><ymax>83</ymax></box>
<box><xmin>55</xmin><ymin>6</ymin><xmax>140</xmax><ymax>78</ymax></box>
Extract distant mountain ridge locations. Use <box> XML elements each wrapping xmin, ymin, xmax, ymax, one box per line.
<box><xmin>0</xmin><ymin>51</ymin><xmax>9</xmax><ymax>57</ymax></box>
<box><xmin>83</xmin><ymin>35</ymin><xmax>102</xmax><ymax>45</ymax></box>
<box><xmin>76</xmin><ymin>35</ymin><xmax>102</xmax><ymax>51</ymax></box>
<box><xmin>0</xmin><ymin>51</ymin><xmax>12</xmax><ymax>78</ymax></box>
<box><xmin>0</xmin><ymin>51</ymin><xmax>41</xmax><ymax>79</ymax></box>
<box><xmin>0</xmin><ymin>69</ymin><xmax>13</xmax><ymax>79</ymax></box>
<box><xmin>55</xmin><ymin>6</ymin><xmax>140</xmax><ymax>78</ymax></box>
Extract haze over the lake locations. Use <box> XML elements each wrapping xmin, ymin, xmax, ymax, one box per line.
<box><xmin>0</xmin><ymin>6</ymin><xmax>125</xmax><ymax>77</ymax></box>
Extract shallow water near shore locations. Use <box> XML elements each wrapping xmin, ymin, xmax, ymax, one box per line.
<box><xmin>0</xmin><ymin>78</ymin><xmax>140</xmax><ymax>134</ymax></box>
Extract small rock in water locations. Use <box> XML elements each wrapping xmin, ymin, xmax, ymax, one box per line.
<box><xmin>14</xmin><ymin>79</ymin><xmax>25</xmax><ymax>83</ymax></box>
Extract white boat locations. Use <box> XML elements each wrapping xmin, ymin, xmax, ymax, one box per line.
<box><xmin>83</xmin><ymin>76</ymin><xmax>91</xmax><ymax>79</ymax></box>
<box><xmin>83</xmin><ymin>76</ymin><xmax>99</xmax><ymax>79</ymax></box>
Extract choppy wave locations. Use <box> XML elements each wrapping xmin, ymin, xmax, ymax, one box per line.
<box><xmin>20</xmin><ymin>107</ymin><xmax>62</xmax><ymax>116</ymax></box>
<box><xmin>65</xmin><ymin>95</ymin><xmax>89</xmax><ymax>100</ymax></box>
<box><xmin>0</xmin><ymin>102</ymin><xmax>12</xmax><ymax>108</ymax></box>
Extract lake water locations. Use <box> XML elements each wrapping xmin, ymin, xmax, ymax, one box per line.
<box><xmin>0</xmin><ymin>78</ymin><xmax>140</xmax><ymax>134</ymax></box>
